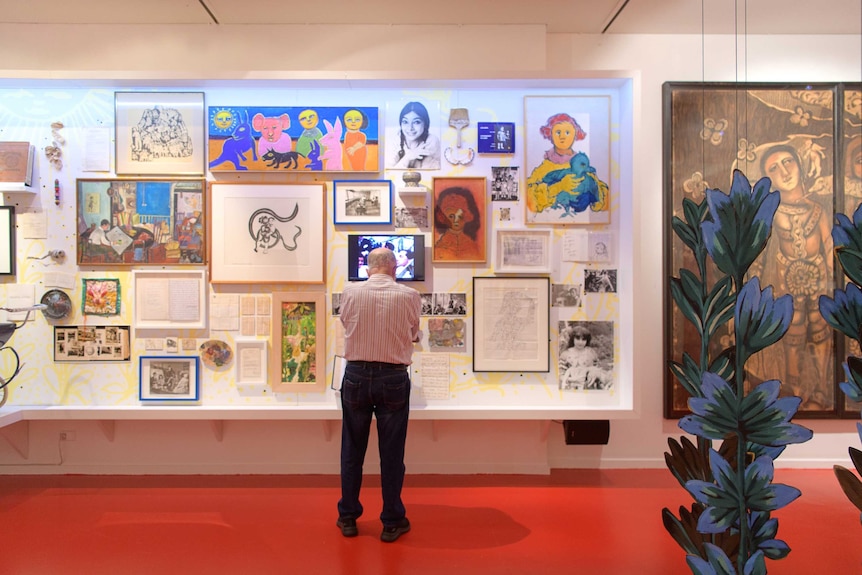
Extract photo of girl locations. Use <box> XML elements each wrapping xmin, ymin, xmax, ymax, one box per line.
<box><xmin>386</xmin><ymin>100</ymin><xmax>441</xmax><ymax>170</ymax></box>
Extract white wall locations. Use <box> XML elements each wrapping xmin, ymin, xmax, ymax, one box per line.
<box><xmin>0</xmin><ymin>25</ymin><xmax>861</xmax><ymax>473</ymax></box>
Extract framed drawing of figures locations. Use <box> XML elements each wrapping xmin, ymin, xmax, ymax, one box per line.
<box><xmin>139</xmin><ymin>356</ymin><xmax>200</xmax><ymax>402</ymax></box>
<box><xmin>76</xmin><ymin>179</ymin><xmax>205</xmax><ymax>266</ymax></box>
<box><xmin>524</xmin><ymin>96</ymin><xmax>611</xmax><ymax>225</ymax></box>
<box><xmin>332</xmin><ymin>180</ymin><xmax>393</xmax><ymax>225</ymax></box>
<box><xmin>432</xmin><ymin>176</ymin><xmax>486</xmax><ymax>263</ymax></box>
<box><xmin>270</xmin><ymin>292</ymin><xmax>325</xmax><ymax>393</ymax></box>
<box><xmin>663</xmin><ymin>82</ymin><xmax>852</xmax><ymax>418</ymax></box>
<box><xmin>208</xmin><ymin>183</ymin><xmax>325</xmax><ymax>284</ymax></box>
<box><xmin>115</xmin><ymin>92</ymin><xmax>205</xmax><ymax>176</ymax></box>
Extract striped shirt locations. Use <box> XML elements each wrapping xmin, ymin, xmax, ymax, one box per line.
<box><xmin>340</xmin><ymin>274</ymin><xmax>421</xmax><ymax>365</ymax></box>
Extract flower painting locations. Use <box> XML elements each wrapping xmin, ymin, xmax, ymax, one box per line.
<box><xmin>82</xmin><ymin>278</ymin><xmax>120</xmax><ymax>316</ymax></box>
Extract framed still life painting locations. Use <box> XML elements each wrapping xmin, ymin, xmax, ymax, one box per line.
<box><xmin>115</xmin><ymin>92</ymin><xmax>206</xmax><ymax>176</ymax></box>
<box><xmin>663</xmin><ymin>82</ymin><xmax>862</xmax><ymax>419</ymax></box>
<box><xmin>524</xmin><ymin>96</ymin><xmax>611</xmax><ymax>225</ymax></box>
<box><xmin>432</xmin><ymin>176</ymin><xmax>487</xmax><ymax>263</ymax></box>
<box><xmin>269</xmin><ymin>292</ymin><xmax>325</xmax><ymax>393</ymax></box>
<box><xmin>208</xmin><ymin>183</ymin><xmax>326</xmax><ymax>284</ymax></box>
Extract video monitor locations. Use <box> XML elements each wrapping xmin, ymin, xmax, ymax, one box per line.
<box><xmin>347</xmin><ymin>234</ymin><xmax>425</xmax><ymax>282</ymax></box>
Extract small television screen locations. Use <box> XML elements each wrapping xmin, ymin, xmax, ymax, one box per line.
<box><xmin>347</xmin><ymin>234</ymin><xmax>425</xmax><ymax>282</ymax></box>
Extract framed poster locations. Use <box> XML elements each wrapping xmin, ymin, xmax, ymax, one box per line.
<box><xmin>524</xmin><ymin>95</ymin><xmax>611</xmax><ymax>225</ymax></box>
<box><xmin>208</xmin><ymin>183</ymin><xmax>326</xmax><ymax>284</ymax></box>
<box><xmin>663</xmin><ymin>82</ymin><xmax>847</xmax><ymax>418</ymax></box>
<box><xmin>332</xmin><ymin>180</ymin><xmax>393</xmax><ymax>224</ymax></box>
<box><xmin>207</xmin><ymin>106</ymin><xmax>379</xmax><ymax>172</ymax></box>
<box><xmin>132</xmin><ymin>270</ymin><xmax>206</xmax><ymax>330</ymax></box>
<box><xmin>53</xmin><ymin>325</ymin><xmax>131</xmax><ymax>362</ymax></box>
<box><xmin>432</xmin><ymin>176</ymin><xmax>487</xmax><ymax>263</ymax></box>
<box><xmin>269</xmin><ymin>292</ymin><xmax>325</xmax><ymax>393</ymax></box>
<box><xmin>76</xmin><ymin>178</ymin><xmax>205</xmax><ymax>266</ymax></box>
<box><xmin>384</xmin><ymin>100</ymin><xmax>442</xmax><ymax>170</ymax></box>
<box><xmin>472</xmin><ymin>276</ymin><xmax>550</xmax><ymax>372</ymax></box>
<box><xmin>139</xmin><ymin>356</ymin><xmax>200</xmax><ymax>402</ymax></box>
<box><xmin>115</xmin><ymin>92</ymin><xmax>205</xmax><ymax>176</ymax></box>
<box><xmin>492</xmin><ymin>229</ymin><xmax>553</xmax><ymax>274</ymax></box>
<box><xmin>478</xmin><ymin>122</ymin><xmax>516</xmax><ymax>154</ymax></box>
<box><xmin>0</xmin><ymin>206</ymin><xmax>14</xmax><ymax>276</ymax></box>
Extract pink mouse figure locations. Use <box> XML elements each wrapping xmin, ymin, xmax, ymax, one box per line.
<box><xmin>320</xmin><ymin>118</ymin><xmax>343</xmax><ymax>171</ymax></box>
<box><xmin>252</xmin><ymin>113</ymin><xmax>292</xmax><ymax>157</ymax></box>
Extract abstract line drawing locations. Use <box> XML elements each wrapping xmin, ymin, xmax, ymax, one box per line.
<box><xmin>248</xmin><ymin>206</ymin><xmax>302</xmax><ymax>254</ymax></box>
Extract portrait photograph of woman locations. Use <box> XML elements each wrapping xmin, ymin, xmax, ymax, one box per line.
<box><xmin>432</xmin><ymin>176</ymin><xmax>486</xmax><ymax>263</ymax></box>
<box><xmin>385</xmin><ymin>100</ymin><xmax>442</xmax><ymax>170</ymax></box>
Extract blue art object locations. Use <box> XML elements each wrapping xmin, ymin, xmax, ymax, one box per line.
<box><xmin>664</xmin><ymin>170</ymin><xmax>812</xmax><ymax>574</ymax></box>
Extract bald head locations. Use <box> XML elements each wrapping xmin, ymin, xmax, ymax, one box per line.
<box><xmin>367</xmin><ymin>247</ymin><xmax>397</xmax><ymax>277</ymax></box>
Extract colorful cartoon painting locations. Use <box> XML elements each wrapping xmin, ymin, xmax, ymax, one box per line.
<box><xmin>207</xmin><ymin>106</ymin><xmax>379</xmax><ymax>172</ymax></box>
<box><xmin>76</xmin><ymin>179</ymin><xmax>205</xmax><ymax>266</ymax></box>
<box><xmin>81</xmin><ymin>278</ymin><xmax>120</xmax><ymax>316</ymax></box>
<box><xmin>524</xmin><ymin>96</ymin><xmax>612</xmax><ymax>225</ymax></box>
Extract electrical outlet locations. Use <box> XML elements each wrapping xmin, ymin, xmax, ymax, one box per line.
<box><xmin>59</xmin><ymin>430</ymin><xmax>76</xmax><ymax>441</ymax></box>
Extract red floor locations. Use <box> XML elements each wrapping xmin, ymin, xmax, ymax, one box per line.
<box><xmin>0</xmin><ymin>469</ymin><xmax>858</xmax><ymax>574</ymax></box>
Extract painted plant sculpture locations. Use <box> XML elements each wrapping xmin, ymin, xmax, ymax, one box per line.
<box><xmin>664</xmin><ymin>170</ymin><xmax>813</xmax><ymax>574</ymax></box>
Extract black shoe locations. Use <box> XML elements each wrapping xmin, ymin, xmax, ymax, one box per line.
<box><xmin>380</xmin><ymin>518</ymin><xmax>410</xmax><ymax>543</ymax></box>
<box><xmin>336</xmin><ymin>517</ymin><xmax>358</xmax><ymax>537</ymax></box>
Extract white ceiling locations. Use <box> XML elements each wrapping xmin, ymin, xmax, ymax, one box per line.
<box><xmin>0</xmin><ymin>0</ymin><xmax>859</xmax><ymax>35</ymax></box>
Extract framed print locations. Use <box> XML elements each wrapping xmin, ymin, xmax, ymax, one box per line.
<box><xmin>270</xmin><ymin>292</ymin><xmax>325</xmax><ymax>393</ymax></box>
<box><xmin>432</xmin><ymin>176</ymin><xmax>487</xmax><ymax>263</ymax></box>
<box><xmin>493</xmin><ymin>229</ymin><xmax>553</xmax><ymax>274</ymax></box>
<box><xmin>558</xmin><ymin>320</ymin><xmax>615</xmax><ymax>391</ymax></box>
<box><xmin>207</xmin><ymin>106</ymin><xmax>379</xmax><ymax>172</ymax></box>
<box><xmin>663</xmin><ymin>82</ymin><xmax>848</xmax><ymax>418</ymax></box>
<box><xmin>115</xmin><ymin>92</ymin><xmax>205</xmax><ymax>176</ymax></box>
<box><xmin>472</xmin><ymin>276</ymin><xmax>550</xmax><ymax>372</ymax></box>
<box><xmin>235</xmin><ymin>338</ymin><xmax>267</xmax><ymax>386</ymax></box>
<box><xmin>139</xmin><ymin>356</ymin><xmax>200</xmax><ymax>402</ymax></box>
<box><xmin>524</xmin><ymin>95</ymin><xmax>611</xmax><ymax>225</ymax></box>
<box><xmin>81</xmin><ymin>278</ymin><xmax>120</xmax><ymax>316</ymax></box>
<box><xmin>132</xmin><ymin>270</ymin><xmax>206</xmax><ymax>330</ymax></box>
<box><xmin>385</xmin><ymin>100</ymin><xmax>442</xmax><ymax>170</ymax></box>
<box><xmin>478</xmin><ymin>122</ymin><xmax>516</xmax><ymax>154</ymax></box>
<box><xmin>53</xmin><ymin>325</ymin><xmax>131</xmax><ymax>362</ymax></box>
<box><xmin>332</xmin><ymin>180</ymin><xmax>393</xmax><ymax>224</ymax></box>
<box><xmin>76</xmin><ymin>178</ymin><xmax>205</xmax><ymax>266</ymax></box>
<box><xmin>208</xmin><ymin>183</ymin><xmax>326</xmax><ymax>284</ymax></box>
<box><xmin>0</xmin><ymin>206</ymin><xmax>14</xmax><ymax>276</ymax></box>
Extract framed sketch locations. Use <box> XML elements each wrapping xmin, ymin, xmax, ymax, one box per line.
<box><xmin>235</xmin><ymin>338</ymin><xmax>267</xmax><ymax>386</ymax></box>
<box><xmin>524</xmin><ymin>95</ymin><xmax>611</xmax><ymax>225</ymax></box>
<box><xmin>432</xmin><ymin>176</ymin><xmax>487</xmax><ymax>263</ymax></box>
<box><xmin>139</xmin><ymin>356</ymin><xmax>200</xmax><ymax>402</ymax></box>
<box><xmin>332</xmin><ymin>180</ymin><xmax>393</xmax><ymax>224</ymax></box>
<box><xmin>385</xmin><ymin>100</ymin><xmax>442</xmax><ymax>170</ymax></box>
<box><xmin>53</xmin><ymin>325</ymin><xmax>131</xmax><ymax>362</ymax></box>
<box><xmin>0</xmin><ymin>206</ymin><xmax>14</xmax><ymax>276</ymax></box>
<box><xmin>270</xmin><ymin>292</ymin><xmax>325</xmax><ymax>393</ymax></box>
<box><xmin>81</xmin><ymin>278</ymin><xmax>120</xmax><ymax>316</ymax></box>
<box><xmin>76</xmin><ymin>178</ymin><xmax>205</xmax><ymax>266</ymax></box>
<box><xmin>208</xmin><ymin>183</ymin><xmax>326</xmax><ymax>284</ymax></box>
<box><xmin>493</xmin><ymin>229</ymin><xmax>553</xmax><ymax>274</ymax></box>
<box><xmin>472</xmin><ymin>276</ymin><xmax>550</xmax><ymax>372</ymax></box>
<box><xmin>663</xmin><ymin>82</ymin><xmax>849</xmax><ymax>418</ymax></box>
<box><xmin>115</xmin><ymin>92</ymin><xmax>205</xmax><ymax>176</ymax></box>
<box><xmin>132</xmin><ymin>270</ymin><xmax>206</xmax><ymax>330</ymax></box>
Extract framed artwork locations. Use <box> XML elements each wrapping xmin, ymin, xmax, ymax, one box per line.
<box><xmin>478</xmin><ymin>122</ymin><xmax>516</xmax><ymax>154</ymax></box>
<box><xmin>332</xmin><ymin>180</ymin><xmax>393</xmax><ymax>225</ymax></box>
<box><xmin>524</xmin><ymin>95</ymin><xmax>611</xmax><ymax>225</ymax></box>
<box><xmin>208</xmin><ymin>183</ymin><xmax>326</xmax><ymax>284</ymax></box>
<box><xmin>76</xmin><ymin>178</ymin><xmax>206</xmax><ymax>266</ymax></box>
<box><xmin>235</xmin><ymin>338</ymin><xmax>267</xmax><ymax>386</ymax></box>
<box><xmin>472</xmin><ymin>276</ymin><xmax>550</xmax><ymax>372</ymax></box>
<box><xmin>432</xmin><ymin>176</ymin><xmax>487</xmax><ymax>263</ymax></box>
<box><xmin>558</xmin><ymin>320</ymin><xmax>615</xmax><ymax>391</ymax></box>
<box><xmin>53</xmin><ymin>325</ymin><xmax>131</xmax><ymax>362</ymax></box>
<box><xmin>132</xmin><ymin>270</ymin><xmax>206</xmax><ymax>330</ymax></box>
<box><xmin>663</xmin><ymin>82</ymin><xmax>856</xmax><ymax>418</ymax></box>
<box><xmin>269</xmin><ymin>292</ymin><xmax>325</xmax><ymax>393</ymax></box>
<box><xmin>384</xmin><ymin>100</ymin><xmax>442</xmax><ymax>170</ymax></box>
<box><xmin>81</xmin><ymin>278</ymin><xmax>120</xmax><ymax>316</ymax></box>
<box><xmin>115</xmin><ymin>92</ymin><xmax>205</xmax><ymax>176</ymax></box>
<box><xmin>492</xmin><ymin>229</ymin><xmax>553</xmax><ymax>274</ymax></box>
<box><xmin>0</xmin><ymin>206</ymin><xmax>14</xmax><ymax>276</ymax></box>
<box><xmin>139</xmin><ymin>356</ymin><xmax>200</xmax><ymax>402</ymax></box>
<box><xmin>207</xmin><ymin>106</ymin><xmax>379</xmax><ymax>172</ymax></box>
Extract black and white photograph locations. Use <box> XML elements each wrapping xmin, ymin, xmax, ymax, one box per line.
<box><xmin>54</xmin><ymin>326</ymin><xmax>131</xmax><ymax>362</ymax></box>
<box><xmin>499</xmin><ymin>207</ymin><xmax>511</xmax><ymax>222</ymax></box>
<box><xmin>385</xmin><ymin>100</ymin><xmax>442</xmax><ymax>170</ymax></box>
<box><xmin>333</xmin><ymin>180</ymin><xmax>393</xmax><ymax>224</ymax></box>
<box><xmin>432</xmin><ymin>292</ymin><xmax>467</xmax><ymax>316</ymax></box>
<box><xmin>584</xmin><ymin>269</ymin><xmax>618</xmax><ymax>293</ymax></box>
<box><xmin>139</xmin><ymin>356</ymin><xmax>200</xmax><ymax>401</ymax></box>
<box><xmin>558</xmin><ymin>320</ymin><xmax>614</xmax><ymax>391</ymax></box>
<box><xmin>394</xmin><ymin>206</ymin><xmax>429</xmax><ymax>229</ymax></box>
<box><xmin>420</xmin><ymin>293</ymin><xmax>433</xmax><ymax>316</ymax></box>
<box><xmin>490</xmin><ymin>166</ymin><xmax>519</xmax><ymax>201</ymax></box>
<box><xmin>331</xmin><ymin>292</ymin><xmax>342</xmax><ymax>316</ymax></box>
<box><xmin>551</xmin><ymin>283</ymin><xmax>583</xmax><ymax>308</ymax></box>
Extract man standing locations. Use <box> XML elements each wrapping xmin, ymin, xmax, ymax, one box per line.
<box><xmin>337</xmin><ymin>247</ymin><xmax>421</xmax><ymax>543</ymax></box>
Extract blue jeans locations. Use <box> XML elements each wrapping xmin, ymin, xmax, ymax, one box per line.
<box><xmin>338</xmin><ymin>362</ymin><xmax>410</xmax><ymax>527</ymax></box>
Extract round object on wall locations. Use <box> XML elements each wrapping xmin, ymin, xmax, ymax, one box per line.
<box><xmin>199</xmin><ymin>339</ymin><xmax>233</xmax><ymax>368</ymax></box>
<box><xmin>40</xmin><ymin>289</ymin><xmax>73</xmax><ymax>320</ymax></box>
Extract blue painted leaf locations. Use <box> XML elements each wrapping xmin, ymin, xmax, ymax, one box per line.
<box><xmin>686</xmin><ymin>555</ymin><xmax>717</xmax><ymax>575</ymax></box>
<box><xmin>669</xmin><ymin>353</ymin><xmax>704</xmax><ymax>398</ymax></box>
<box><xmin>756</xmin><ymin>538</ymin><xmax>791</xmax><ymax>560</ymax></box>
<box><xmin>837</xmin><ymin>248</ymin><xmax>862</xmax><ymax>288</ymax></box>
<box><xmin>703</xmin><ymin>276</ymin><xmax>736</xmax><ymax>340</ymax></box>
<box><xmin>704</xmin><ymin>542</ymin><xmax>737</xmax><ymax>575</ymax></box>
<box><xmin>681</xmin><ymin>373</ymin><xmax>738</xmax><ymax>439</ymax></box>
<box><xmin>743</xmin><ymin>551</ymin><xmax>767</xmax><ymax>575</ymax></box>
<box><xmin>735</xmin><ymin>277</ymin><xmax>792</xmax><ymax>362</ymax></box>
<box><xmin>819</xmin><ymin>283</ymin><xmax>862</xmax><ymax>342</ymax></box>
